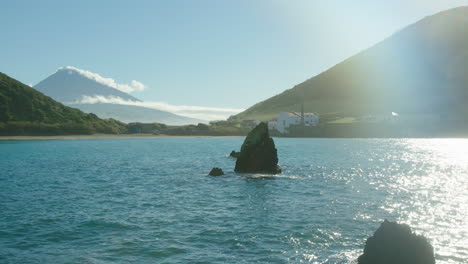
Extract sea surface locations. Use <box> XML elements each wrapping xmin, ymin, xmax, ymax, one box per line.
<box><xmin>0</xmin><ymin>138</ymin><xmax>467</xmax><ymax>264</ymax></box>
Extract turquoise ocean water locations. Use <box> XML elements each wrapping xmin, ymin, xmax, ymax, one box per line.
<box><xmin>0</xmin><ymin>138</ymin><xmax>467</xmax><ymax>263</ymax></box>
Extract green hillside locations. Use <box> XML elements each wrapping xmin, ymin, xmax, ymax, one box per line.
<box><xmin>230</xmin><ymin>7</ymin><xmax>468</xmax><ymax>122</ymax></box>
<box><xmin>0</xmin><ymin>72</ymin><xmax>126</xmax><ymax>135</ymax></box>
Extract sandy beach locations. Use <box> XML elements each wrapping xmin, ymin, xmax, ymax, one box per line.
<box><xmin>0</xmin><ymin>134</ymin><xmax>242</xmax><ymax>141</ymax></box>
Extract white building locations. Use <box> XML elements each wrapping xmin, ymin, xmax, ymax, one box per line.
<box><xmin>271</xmin><ymin>112</ymin><xmax>319</xmax><ymax>134</ymax></box>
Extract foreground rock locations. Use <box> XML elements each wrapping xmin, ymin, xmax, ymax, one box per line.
<box><xmin>234</xmin><ymin>122</ymin><xmax>281</xmax><ymax>174</ymax></box>
<box><xmin>358</xmin><ymin>220</ymin><xmax>435</xmax><ymax>264</ymax></box>
<box><xmin>229</xmin><ymin>151</ymin><xmax>240</xmax><ymax>158</ymax></box>
<box><xmin>208</xmin><ymin>168</ymin><xmax>224</xmax><ymax>176</ymax></box>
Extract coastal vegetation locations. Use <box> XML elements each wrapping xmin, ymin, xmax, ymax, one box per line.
<box><xmin>127</xmin><ymin>120</ymin><xmax>249</xmax><ymax>136</ymax></box>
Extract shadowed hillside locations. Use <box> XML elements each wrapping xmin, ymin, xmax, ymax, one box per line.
<box><xmin>231</xmin><ymin>7</ymin><xmax>468</xmax><ymax>122</ymax></box>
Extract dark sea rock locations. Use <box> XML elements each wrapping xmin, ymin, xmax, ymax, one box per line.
<box><xmin>229</xmin><ymin>151</ymin><xmax>240</xmax><ymax>158</ymax></box>
<box><xmin>208</xmin><ymin>167</ymin><xmax>224</xmax><ymax>176</ymax></box>
<box><xmin>234</xmin><ymin>122</ymin><xmax>281</xmax><ymax>174</ymax></box>
<box><xmin>358</xmin><ymin>220</ymin><xmax>435</xmax><ymax>264</ymax></box>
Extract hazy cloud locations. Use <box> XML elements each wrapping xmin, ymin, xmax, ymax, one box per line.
<box><xmin>71</xmin><ymin>95</ymin><xmax>244</xmax><ymax>121</ymax></box>
<box><xmin>59</xmin><ymin>66</ymin><xmax>146</xmax><ymax>93</ymax></box>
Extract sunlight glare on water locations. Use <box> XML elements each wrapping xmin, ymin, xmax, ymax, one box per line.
<box><xmin>384</xmin><ymin>139</ymin><xmax>468</xmax><ymax>263</ymax></box>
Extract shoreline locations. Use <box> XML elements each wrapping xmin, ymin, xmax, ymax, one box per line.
<box><xmin>0</xmin><ymin>134</ymin><xmax>243</xmax><ymax>141</ymax></box>
<box><xmin>2</xmin><ymin>135</ymin><xmax>467</xmax><ymax>141</ymax></box>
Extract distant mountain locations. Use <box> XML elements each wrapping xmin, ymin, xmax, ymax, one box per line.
<box><xmin>34</xmin><ymin>67</ymin><xmax>204</xmax><ymax>125</ymax></box>
<box><xmin>0</xmin><ymin>72</ymin><xmax>126</xmax><ymax>135</ymax></box>
<box><xmin>231</xmin><ymin>7</ymin><xmax>468</xmax><ymax>122</ymax></box>
<box><xmin>35</xmin><ymin>66</ymin><xmax>141</xmax><ymax>102</ymax></box>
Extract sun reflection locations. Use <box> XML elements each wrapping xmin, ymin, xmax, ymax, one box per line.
<box><xmin>385</xmin><ymin>139</ymin><xmax>468</xmax><ymax>263</ymax></box>
<box><xmin>404</xmin><ymin>138</ymin><xmax>468</xmax><ymax>166</ymax></box>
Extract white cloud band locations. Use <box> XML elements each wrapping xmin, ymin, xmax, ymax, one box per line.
<box><xmin>70</xmin><ymin>95</ymin><xmax>244</xmax><ymax>121</ymax></box>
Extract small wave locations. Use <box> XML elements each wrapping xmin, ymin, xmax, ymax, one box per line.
<box><xmin>242</xmin><ymin>174</ymin><xmax>277</xmax><ymax>180</ymax></box>
<box><xmin>80</xmin><ymin>220</ymin><xmax>141</xmax><ymax>230</ymax></box>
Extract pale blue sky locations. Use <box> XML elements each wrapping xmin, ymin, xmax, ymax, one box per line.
<box><xmin>2</xmin><ymin>0</ymin><xmax>468</xmax><ymax>111</ymax></box>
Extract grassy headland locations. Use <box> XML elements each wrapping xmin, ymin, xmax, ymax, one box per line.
<box><xmin>0</xmin><ymin>72</ymin><xmax>127</xmax><ymax>135</ymax></box>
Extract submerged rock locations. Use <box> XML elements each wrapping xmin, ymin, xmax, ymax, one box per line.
<box><xmin>358</xmin><ymin>220</ymin><xmax>435</xmax><ymax>264</ymax></box>
<box><xmin>229</xmin><ymin>151</ymin><xmax>240</xmax><ymax>158</ymax></box>
<box><xmin>234</xmin><ymin>122</ymin><xmax>281</xmax><ymax>174</ymax></box>
<box><xmin>208</xmin><ymin>167</ymin><xmax>224</xmax><ymax>176</ymax></box>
